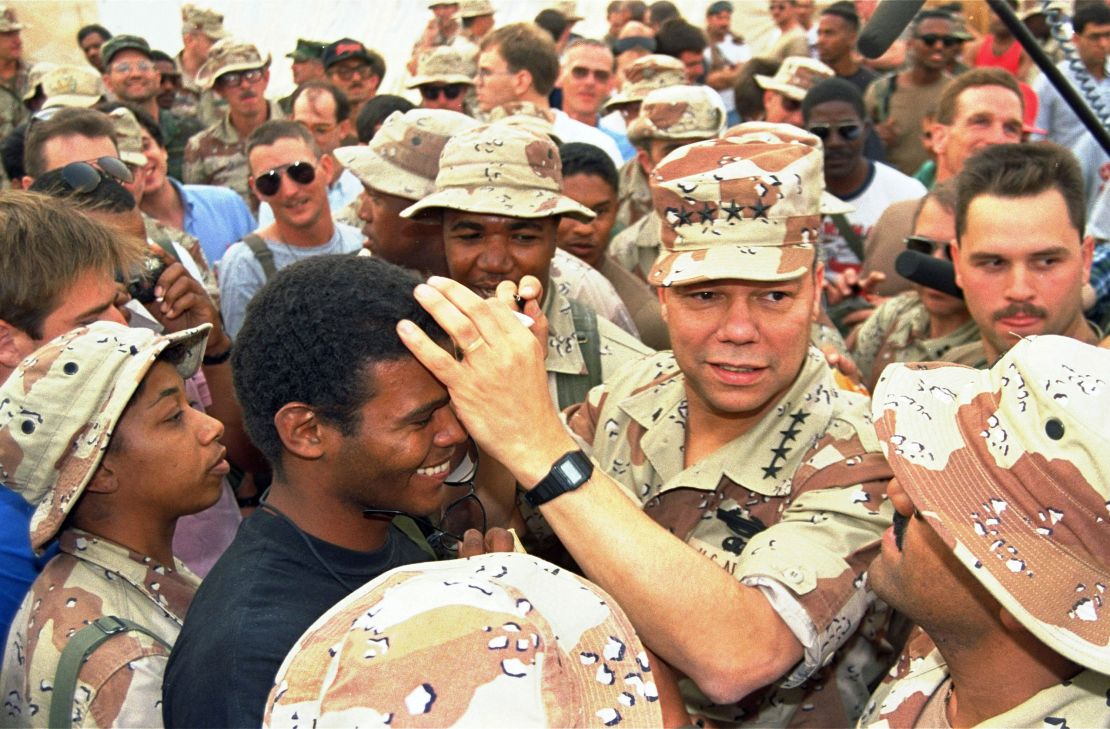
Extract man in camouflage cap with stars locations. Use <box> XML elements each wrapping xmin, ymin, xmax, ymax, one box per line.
<box><xmin>398</xmin><ymin>123</ymin><xmax>894</xmax><ymax>727</ymax></box>
<box><xmin>861</xmin><ymin>335</ymin><xmax>1110</xmax><ymax>727</ymax></box>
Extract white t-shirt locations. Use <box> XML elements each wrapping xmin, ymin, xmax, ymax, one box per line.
<box><xmin>552</xmin><ymin>109</ymin><xmax>624</xmax><ymax>168</ymax></box>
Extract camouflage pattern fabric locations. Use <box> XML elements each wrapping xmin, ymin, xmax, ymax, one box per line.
<box><xmin>143</xmin><ymin>215</ymin><xmax>219</xmax><ymax>304</ymax></box>
<box><xmin>172</xmin><ymin>51</ymin><xmax>224</xmax><ymax>127</ymax></box>
<box><xmin>407</xmin><ymin>45</ymin><xmax>476</xmax><ymax>88</ymax></box>
<box><xmin>0</xmin><ymin>530</ymin><xmax>199</xmax><ymax>728</ymax></box>
<box><xmin>615</xmin><ymin>156</ymin><xmax>653</xmax><ymax>235</ymax></box>
<box><xmin>180</xmin><ymin>4</ymin><xmax>228</xmax><ymax>41</ymax></box>
<box><xmin>183</xmin><ymin>100</ymin><xmax>285</xmax><ymax>210</ymax></box>
<box><xmin>755</xmin><ymin>57</ymin><xmax>835</xmax><ymax>102</ymax></box>
<box><xmin>160</xmin><ymin>109</ymin><xmax>205</xmax><ymax>182</ymax></box>
<box><xmin>606</xmin><ymin>54</ymin><xmax>686</xmax><ymax>112</ymax></box>
<box><xmin>560</xmin><ymin>348</ymin><xmax>893</xmax><ymax>726</ymax></box>
<box><xmin>610</xmin><ymin>212</ymin><xmax>658</xmax><ymax>281</ymax></box>
<box><xmin>39</xmin><ymin>65</ymin><xmax>103</xmax><ymax>110</ymax></box>
<box><xmin>194</xmin><ymin>39</ymin><xmax>271</xmax><ymax>93</ymax></box>
<box><xmin>626</xmin><ymin>85</ymin><xmax>727</xmax><ymax>144</ymax></box>
<box><xmin>550</xmin><ymin>248</ymin><xmax>640</xmax><ymax>337</ymax></box>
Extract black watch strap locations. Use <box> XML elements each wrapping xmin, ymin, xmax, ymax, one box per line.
<box><xmin>523</xmin><ymin>450</ymin><xmax>594</xmax><ymax>508</ymax></box>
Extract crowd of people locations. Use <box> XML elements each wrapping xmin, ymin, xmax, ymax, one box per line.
<box><xmin>1</xmin><ymin>0</ymin><xmax>1109</xmax><ymax>727</ymax></box>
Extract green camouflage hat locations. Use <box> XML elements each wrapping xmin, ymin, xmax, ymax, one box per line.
<box><xmin>626</xmin><ymin>84</ymin><xmax>727</xmax><ymax>144</ymax></box>
<box><xmin>100</xmin><ymin>34</ymin><xmax>153</xmax><ymax>68</ymax></box>
<box><xmin>647</xmin><ymin>123</ymin><xmax>847</xmax><ymax>287</ymax></box>
<box><xmin>264</xmin><ymin>552</ymin><xmax>664</xmax><ymax>728</ymax></box>
<box><xmin>459</xmin><ymin>0</ymin><xmax>495</xmax><ymax>18</ymax></box>
<box><xmin>40</xmin><ymin>64</ymin><xmax>104</xmax><ymax>110</ymax></box>
<box><xmin>285</xmin><ymin>38</ymin><xmax>327</xmax><ymax>62</ymax></box>
<box><xmin>181</xmin><ymin>3</ymin><xmax>229</xmax><ymax>40</ymax></box>
<box><xmin>107</xmin><ymin>106</ymin><xmax>147</xmax><ymax>167</ymax></box>
<box><xmin>407</xmin><ymin>45</ymin><xmax>476</xmax><ymax>88</ymax></box>
<box><xmin>0</xmin><ymin>4</ymin><xmax>22</xmax><ymax>32</ymax></box>
<box><xmin>604</xmin><ymin>54</ymin><xmax>685</xmax><ymax>111</ymax></box>
<box><xmin>872</xmin><ymin>335</ymin><xmax>1110</xmax><ymax>675</ymax></box>
<box><xmin>335</xmin><ymin>109</ymin><xmax>479</xmax><ymax>200</ymax></box>
<box><xmin>401</xmin><ymin>122</ymin><xmax>593</xmax><ymax>222</ymax></box>
<box><xmin>755</xmin><ymin>56</ymin><xmax>835</xmax><ymax>102</ymax></box>
<box><xmin>0</xmin><ymin>322</ymin><xmax>211</xmax><ymax>552</ymax></box>
<box><xmin>195</xmin><ymin>38</ymin><xmax>270</xmax><ymax>91</ymax></box>
<box><xmin>21</xmin><ymin>61</ymin><xmax>56</xmax><ymax>101</ymax></box>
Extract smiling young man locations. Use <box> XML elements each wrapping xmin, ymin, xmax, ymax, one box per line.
<box><xmin>322</xmin><ymin>38</ymin><xmax>385</xmax><ymax>122</ymax></box>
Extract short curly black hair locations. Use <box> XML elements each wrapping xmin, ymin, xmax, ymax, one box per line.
<box><xmin>231</xmin><ymin>255</ymin><xmax>447</xmax><ymax>471</ymax></box>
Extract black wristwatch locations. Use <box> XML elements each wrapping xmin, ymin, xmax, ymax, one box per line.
<box><xmin>523</xmin><ymin>450</ymin><xmax>594</xmax><ymax>508</ymax></box>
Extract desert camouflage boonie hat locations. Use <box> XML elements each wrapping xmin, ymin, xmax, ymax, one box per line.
<box><xmin>0</xmin><ymin>322</ymin><xmax>211</xmax><ymax>552</ymax></box>
<box><xmin>181</xmin><ymin>3</ymin><xmax>228</xmax><ymax>40</ymax></box>
<box><xmin>335</xmin><ymin>109</ymin><xmax>478</xmax><ymax>200</ymax></box>
<box><xmin>459</xmin><ymin>0</ymin><xmax>495</xmax><ymax>18</ymax></box>
<box><xmin>605</xmin><ymin>54</ymin><xmax>685</xmax><ymax>111</ymax></box>
<box><xmin>264</xmin><ymin>552</ymin><xmax>663</xmax><ymax>728</ymax></box>
<box><xmin>548</xmin><ymin>0</ymin><xmax>584</xmax><ymax>21</ymax></box>
<box><xmin>627</xmin><ymin>84</ymin><xmax>727</xmax><ymax>144</ymax></box>
<box><xmin>23</xmin><ymin>62</ymin><xmax>57</xmax><ymax>101</ymax></box>
<box><xmin>755</xmin><ymin>56</ymin><xmax>835</xmax><ymax>101</ymax></box>
<box><xmin>647</xmin><ymin>123</ymin><xmax>846</xmax><ymax>287</ymax></box>
<box><xmin>872</xmin><ymin>335</ymin><xmax>1110</xmax><ymax>675</ymax></box>
<box><xmin>485</xmin><ymin>101</ymin><xmax>562</xmax><ymax>144</ymax></box>
<box><xmin>107</xmin><ymin>106</ymin><xmax>147</xmax><ymax>167</ymax></box>
<box><xmin>39</xmin><ymin>64</ymin><xmax>104</xmax><ymax>109</ymax></box>
<box><xmin>407</xmin><ymin>45</ymin><xmax>476</xmax><ymax>88</ymax></box>
<box><xmin>196</xmin><ymin>38</ymin><xmax>270</xmax><ymax>91</ymax></box>
<box><xmin>401</xmin><ymin>122</ymin><xmax>593</xmax><ymax>222</ymax></box>
<box><xmin>0</xmin><ymin>4</ymin><xmax>22</xmax><ymax>32</ymax></box>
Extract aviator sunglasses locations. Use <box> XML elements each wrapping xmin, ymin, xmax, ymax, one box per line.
<box><xmin>253</xmin><ymin>161</ymin><xmax>316</xmax><ymax>197</ymax></box>
<box><xmin>419</xmin><ymin>83</ymin><xmax>465</xmax><ymax>101</ymax></box>
<box><xmin>59</xmin><ymin>156</ymin><xmax>134</xmax><ymax>193</ymax></box>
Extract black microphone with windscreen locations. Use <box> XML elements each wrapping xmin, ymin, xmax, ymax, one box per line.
<box><xmin>857</xmin><ymin>0</ymin><xmax>926</xmax><ymax>59</ymax></box>
<box><xmin>895</xmin><ymin>250</ymin><xmax>963</xmax><ymax>299</ymax></box>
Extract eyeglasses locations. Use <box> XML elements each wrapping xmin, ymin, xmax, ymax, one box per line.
<box><xmin>58</xmin><ymin>157</ymin><xmax>134</xmax><ymax>193</ymax></box>
<box><xmin>419</xmin><ymin>83</ymin><xmax>464</xmax><ymax>101</ymax></box>
<box><xmin>111</xmin><ymin>60</ymin><xmax>155</xmax><ymax>74</ymax></box>
<box><xmin>252</xmin><ymin>160</ymin><xmax>317</xmax><ymax>197</ymax></box>
<box><xmin>780</xmin><ymin>96</ymin><xmax>802</xmax><ymax>112</ymax></box>
<box><xmin>570</xmin><ymin>66</ymin><xmax>612</xmax><ymax>84</ymax></box>
<box><xmin>330</xmin><ymin>63</ymin><xmax>373</xmax><ymax>81</ymax></box>
<box><xmin>216</xmin><ymin>68</ymin><xmax>264</xmax><ymax>88</ymax></box>
<box><xmin>915</xmin><ymin>33</ymin><xmax>960</xmax><ymax>48</ymax></box>
<box><xmin>807</xmin><ymin>122</ymin><xmax>863</xmax><ymax>142</ymax></box>
<box><xmin>904</xmin><ymin>234</ymin><xmax>952</xmax><ymax>260</ymax></box>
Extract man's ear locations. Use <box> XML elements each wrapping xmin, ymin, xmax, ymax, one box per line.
<box><xmin>86</xmin><ymin>459</ymin><xmax>121</xmax><ymax>495</ymax></box>
<box><xmin>0</xmin><ymin>319</ymin><xmax>34</xmax><ymax>370</ymax></box>
<box><xmin>275</xmin><ymin>403</ymin><xmax>328</xmax><ymax>461</ymax></box>
<box><xmin>513</xmin><ymin>68</ymin><xmax>534</xmax><ymax>97</ymax></box>
<box><xmin>636</xmin><ymin>147</ymin><xmax>653</xmax><ymax>176</ymax></box>
<box><xmin>930</xmin><ymin>121</ymin><xmax>949</xmax><ymax>157</ymax></box>
<box><xmin>318</xmin><ymin>152</ymin><xmax>336</xmax><ymax>181</ymax></box>
<box><xmin>811</xmin><ymin>262</ymin><xmax>826</xmax><ymax>321</ymax></box>
<box><xmin>998</xmin><ymin>605</ymin><xmax>1029</xmax><ymax>634</ymax></box>
<box><xmin>657</xmin><ymin>286</ymin><xmax>668</xmax><ymax>323</ymax></box>
<box><xmin>336</xmin><ymin>118</ymin><xmax>353</xmax><ymax>141</ymax></box>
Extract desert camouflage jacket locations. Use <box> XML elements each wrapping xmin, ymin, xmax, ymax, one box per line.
<box><xmin>182</xmin><ymin>100</ymin><xmax>284</xmax><ymax>210</ymax></box>
<box><xmin>616</xmin><ymin>155</ymin><xmax>652</xmax><ymax>236</ymax></box>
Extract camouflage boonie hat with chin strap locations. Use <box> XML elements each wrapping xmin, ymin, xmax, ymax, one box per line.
<box><xmin>605</xmin><ymin>54</ymin><xmax>686</xmax><ymax>111</ymax></box>
<box><xmin>872</xmin><ymin>335</ymin><xmax>1110</xmax><ymax>675</ymax></box>
<box><xmin>755</xmin><ymin>56</ymin><xmax>835</xmax><ymax>102</ymax></box>
<box><xmin>264</xmin><ymin>552</ymin><xmax>664</xmax><ymax>728</ymax></box>
<box><xmin>181</xmin><ymin>3</ymin><xmax>229</xmax><ymax>40</ymax></box>
<box><xmin>195</xmin><ymin>38</ymin><xmax>270</xmax><ymax>91</ymax></box>
<box><xmin>401</xmin><ymin>122</ymin><xmax>594</xmax><ymax>222</ymax></box>
<box><xmin>22</xmin><ymin>62</ymin><xmax>56</xmax><ymax>102</ymax></box>
<box><xmin>407</xmin><ymin>45</ymin><xmax>476</xmax><ymax>88</ymax></box>
<box><xmin>40</xmin><ymin>64</ymin><xmax>104</xmax><ymax>109</ymax></box>
<box><xmin>647</xmin><ymin>122</ymin><xmax>850</xmax><ymax>287</ymax></box>
<box><xmin>627</xmin><ymin>84</ymin><xmax>727</xmax><ymax>144</ymax></box>
<box><xmin>0</xmin><ymin>322</ymin><xmax>211</xmax><ymax>553</ymax></box>
<box><xmin>335</xmin><ymin>109</ymin><xmax>479</xmax><ymax>200</ymax></box>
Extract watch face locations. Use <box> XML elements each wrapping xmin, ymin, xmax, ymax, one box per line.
<box><xmin>557</xmin><ymin>459</ymin><xmax>586</xmax><ymax>482</ymax></box>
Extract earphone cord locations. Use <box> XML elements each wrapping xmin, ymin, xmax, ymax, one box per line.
<box><xmin>258</xmin><ymin>490</ymin><xmax>361</xmax><ymax>593</ymax></box>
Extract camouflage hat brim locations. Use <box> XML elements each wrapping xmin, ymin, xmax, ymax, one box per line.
<box><xmin>406</xmin><ymin>73</ymin><xmax>475</xmax><ymax>89</ymax></box>
<box><xmin>197</xmin><ymin>53</ymin><xmax>271</xmax><ymax>91</ymax></box>
<box><xmin>603</xmin><ymin>92</ymin><xmax>644</xmax><ymax>111</ymax></box>
<box><xmin>754</xmin><ymin>74</ymin><xmax>806</xmax><ymax>102</ymax></box>
<box><xmin>872</xmin><ymin>338</ymin><xmax>1110</xmax><ymax>676</ymax></box>
<box><xmin>401</xmin><ymin>185</ymin><xmax>595</xmax><ymax>223</ymax></box>
<box><xmin>335</xmin><ymin>145</ymin><xmax>428</xmax><ymax>200</ymax></box>
<box><xmin>649</xmin><ymin>242</ymin><xmax>817</xmax><ymax>287</ymax></box>
<box><xmin>41</xmin><ymin>93</ymin><xmax>100</xmax><ymax>110</ymax></box>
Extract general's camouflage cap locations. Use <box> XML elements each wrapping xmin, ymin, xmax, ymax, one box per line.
<box><xmin>648</xmin><ymin>123</ymin><xmax>849</xmax><ymax>287</ymax></box>
<box><xmin>196</xmin><ymin>38</ymin><xmax>270</xmax><ymax>91</ymax></box>
<box><xmin>0</xmin><ymin>322</ymin><xmax>211</xmax><ymax>552</ymax></box>
<box><xmin>548</xmin><ymin>0</ymin><xmax>584</xmax><ymax>21</ymax></box>
<box><xmin>22</xmin><ymin>62</ymin><xmax>57</xmax><ymax>101</ymax></box>
<box><xmin>0</xmin><ymin>4</ymin><xmax>22</xmax><ymax>32</ymax></box>
<box><xmin>107</xmin><ymin>106</ymin><xmax>147</xmax><ymax>167</ymax></box>
<box><xmin>40</xmin><ymin>65</ymin><xmax>104</xmax><ymax>110</ymax></box>
<box><xmin>402</xmin><ymin>122</ymin><xmax>594</xmax><ymax>222</ymax></box>
<box><xmin>181</xmin><ymin>3</ymin><xmax>228</xmax><ymax>40</ymax></box>
<box><xmin>264</xmin><ymin>552</ymin><xmax>663</xmax><ymax>728</ymax></box>
<box><xmin>459</xmin><ymin>0</ymin><xmax>495</xmax><ymax>18</ymax></box>
<box><xmin>485</xmin><ymin>101</ymin><xmax>562</xmax><ymax>144</ymax></box>
<box><xmin>285</xmin><ymin>38</ymin><xmax>327</xmax><ymax>62</ymax></box>
<box><xmin>407</xmin><ymin>45</ymin><xmax>476</xmax><ymax>88</ymax></box>
<box><xmin>627</xmin><ymin>84</ymin><xmax>727</xmax><ymax>143</ymax></box>
<box><xmin>755</xmin><ymin>56</ymin><xmax>835</xmax><ymax>101</ymax></box>
<box><xmin>604</xmin><ymin>54</ymin><xmax>685</xmax><ymax>111</ymax></box>
<box><xmin>100</xmin><ymin>34</ymin><xmax>152</xmax><ymax>67</ymax></box>
<box><xmin>335</xmin><ymin>109</ymin><xmax>479</xmax><ymax>200</ymax></box>
<box><xmin>872</xmin><ymin>335</ymin><xmax>1110</xmax><ymax>676</ymax></box>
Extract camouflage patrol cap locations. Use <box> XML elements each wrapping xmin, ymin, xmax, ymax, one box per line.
<box><xmin>0</xmin><ymin>4</ymin><xmax>22</xmax><ymax>32</ymax></box>
<box><xmin>40</xmin><ymin>64</ymin><xmax>104</xmax><ymax>110</ymax></box>
<box><xmin>100</xmin><ymin>34</ymin><xmax>153</xmax><ymax>67</ymax></box>
<box><xmin>647</xmin><ymin>123</ymin><xmax>849</xmax><ymax>287</ymax></box>
<box><xmin>264</xmin><ymin>552</ymin><xmax>663</xmax><ymax>728</ymax></box>
<box><xmin>195</xmin><ymin>38</ymin><xmax>270</xmax><ymax>91</ymax></box>
<box><xmin>604</xmin><ymin>54</ymin><xmax>686</xmax><ymax>111</ymax></box>
<box><xmin>0</xmin><ymin>322</ymin><xmax>211</xmax><ymax>552</ymax></box>
<box><xmin>181</xmin><ymin>3</ymin><xmax>229</xmax><ymax>40</ymax></box>
<box><xmin>1018</xmin><ymin>0</ymin><xmax>1068</xmax><ymax>20</ymax></box>
<box><xmin>872</xmin><ymin>335</ymin><xmax>1110</xmax><ymax>675</ymax></box>
<box><xmin>401</xmin><ymin>122</ymin><xmax>593</xmax><ymax>222</ymax></box>
<box><xmin>335</xmin><ymin>109</ymin><xmax>479</xmax><ymax>200</ymax></box>
<box><xmin>626</xmin><ymin>84</ymin><xmax>727</xmax><ymax>144</ymax></box>
<box><xmin>407</xmin><ymin>46</ymin><xmax>476</xmax><ymax>88</ymax></box>
<box><xmin>107</xmin><ymin>107</ymin><xmax>147</xmax><ymax>167</ymax></box>
<box><xmin>459</xmin><ymin>0</ymin><xmax>495</xmax><ymax>18</ymax></box>
<box><xmin>755</xmin><ymin>56</ymin><xmax>835</xmax><ymax>102</ymax></box>
<box><xmin>22</xmin><ymin>62</ymin><xmax>57</xmax><ymax>102</ymax></box>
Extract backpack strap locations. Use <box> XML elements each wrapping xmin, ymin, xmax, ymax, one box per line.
<box><xmin>829</xmin><ymin>213</ymin><xmax>865</xmax><ymax>262</ymax></box>
<box><xmin>555</xmin><ymin>299</ymin><xmax>603</xmax><ymax>410</ymax></box>
<box><xmin>50</xmin><ymin>616</ymin><xmax>172</xmax><ymax>729</ymax></box>
<box><xmin>243</xmin><ymin>234</ymin><xmax>277</xmax><ymax>281</ymax></box>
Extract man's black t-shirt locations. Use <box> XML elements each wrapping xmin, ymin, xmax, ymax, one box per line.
<box><xmin>162</xmin><ymin>508</ymin><xmax>430</xmax><ymax>728</ymax></box>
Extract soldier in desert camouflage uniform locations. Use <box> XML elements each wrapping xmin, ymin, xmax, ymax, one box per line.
<box><xmin>399</xmin><ymin>124</ymin><xmax>895</xmax><ymax>727</ymax></box>
<box><xmin>174</xmin><ymin>4</ymin><xmax>228</xmax><ymax>126</ymax></box>
<box><xmin>0</xmin><ymin>322</ymin><xmax>227</xmax><ymax>729</ymax></box>
<box><xmin>861</xmin><ymin>335</ymin><xmax>1110</xmax><ymax>727</ymax></box>
<box><xmin>0</xmin><ymin>4</ymin><xmax>27</xmax><ymax>141</ymax></box>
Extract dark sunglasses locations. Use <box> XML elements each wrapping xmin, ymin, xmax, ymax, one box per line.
<box><xmin>59</xmin><ymin>157</ymin><xmax>134</xmax><ymax>192</ymax></box>
<box><xmin>419</xmin><ymin>83</ymin><xmax>464</xmax><ymax>101</ymax></box>
<box><xmin>905</xmin><ymin>234</ymin><xmax>952</xmax><ymax>260</ymax></box>
<box><xmin>916</xmin><ymin>33</ymin><xmax>960</xmax><ymax>47</ymax></box>
<box><xmin>780</xmin><ymin>96</ymin><xmax>802</xmax><ymax>112</ymax></box>
<box><xmin>808</xmin><ymin>123</ymin><xmax>863</xmax><ymax>142</ymax></box>
<box><xmin>570</xmin><ymin>66</ymin><xmax>612</xmax><ymax>83</ymax></box>
<box><xmin>216</xmin><ymin>68</ymin><xmax>264</xmax><ymax>88</ymax></box>
<box><xmin>253</xmin><ymin>161</ymin><xmax>316</xmax><ymax>197</ymax></box>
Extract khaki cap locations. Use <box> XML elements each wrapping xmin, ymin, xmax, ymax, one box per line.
<box><xmin>22</xmin><ymin>62</ymin><xmax>57</xmax><ymax>101</ymax></box>
<box><xmin>626</xmin><ymin>84</ymin><xmax>727</xmax><ymax>143</ymax></box>
<box><xmin>107</xmin><ymin>107</ymin><xmax>147</xmax><ymax>167</ymax></box>
<box><xmin>0</xmin><ymin>4</ymin><xmax>22</xmax><ymax>32</ymax></box>
<box><xmin>547</xmin><ymin>0</ymin><xmax>584</xmax><ymax>21</ymax></box>
<box><xmin>604</xmin><ymin>54</ymin><xmax>685</xmax><ymax>111</ymax></box>
<box><xmin>407</xmin><ymin>45</ymin><xmax>476</xmax><ymax>88</ymax></box>
<box><xmin>1017</xmin><ymin>0</ymin><xmax>1069</xmax><ymax>19</ymax></box>
<box><xmin>872</xmin><ymin>335</ymin><xmax>1110</xmax><ymax>676</ymax></box>
<box><xmin>195</xmin><ymin>38</ymin><xmax>270</xmax><ymax>91</ymax></box>
<box><xmin>335</xmin><ymin>109</ymin><xmax>479</xmax><ymax>200</ymax></box>
<box><xmin>0</xmin><ymin>322</ymin><xmax>210</xmax><ymax>552</ymax></box>
<box><xmin>401</xmin><ymin>122</ymin><xmax>593</xmax><ymax>222</ymax></box>
<box><xmin>459</xmin><ymin>0</ymin><xmax>495</xmax><ymax>18</ymax></box>
<box><xmin>181</xmin><ymin>3</ymin><xmax>228</xmax><ymax>40</ymax></box>
<box><xmin>755</xmin><ymin>56</ymin><xmax>835</xmax><ymax>101</ymax></box>
<box><xmin>40</xmin><ymin>64</ymin><xmax>104</xmax><ymax>110</ymax></box>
